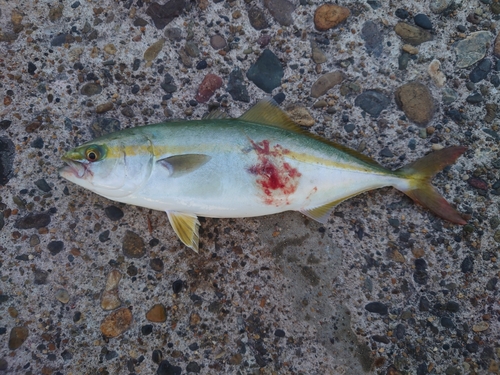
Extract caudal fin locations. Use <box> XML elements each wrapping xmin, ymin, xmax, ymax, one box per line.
<box><xmin>395</xmin><ymin>146</ymin><xmax>467</xmax><ymax>225</ymax></box>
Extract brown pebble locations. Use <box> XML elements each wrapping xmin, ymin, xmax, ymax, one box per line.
<box><xmin>394</xmin><ymin>22</ymin><xmax>432</xmax><ymax>46</ymax></box>
<box><xmin>494</xmin><ymin>32</ymin><xmax>500</xmax><ymax>58</ymax></box>
<box><xmin>122</xmin><ymin>230</ymin><xmax>146</xmax><ymax>258</ymax></box>
<box><xmin>190</xmin><ymin>312</ymin><xmax>201</xmax><ymax>326</ymax></box>
<box><xmin>100</xmin><ymin>307</ymin><xmax>133</xmax><ymax>338</ymax></box>
<box><xmin>144</xmin><ymin>39</ymin><xmax>165</xmax><ymax>62</ymax></box>
<box><xmin>412</xmin><ymin>248</ymin><xmax>425</xmax><ymax>258</ymax></box>
<box><xmin>310</xmin><ymin>71</ymin><xmax>344</xmax><ymax>98</ymax></box>
<box><xmin>101</xmin><ymin>270</ymin><xmax>122</xmax><ymax>310</ymax></box>
<box><xmin>229</xmin><ymin>353</ymin><xmax>243</xmax><ymax>365</ymax></box>
<box><xmin>96</xmin><ymin>102</ymin><xmax>114</xmax><ymax>114</ymax></box>
<box><xmin>285</xmin><ymin>104</ymin><xmax>315</xmax><ymax>127</ymax></box>
<box><xmin>210</xmin><ymin>35</ymin><xmax>227</xmax><ymax>50</ymax></box>
<box><xmin>314</xmin><ymin>4</ymin><xmax>350</xmax><ymax>31</ymax></box>
<box><xmin>394</xmin><ymin>82</ymin><xmax>435</xmax><ymax>126</ymax></box>
<box><xmin>146</xmin><ymin>304</ymin><xmax>167</xmax><ymax>323</ymax></box>
<box><xmin>8</xmin><ymin>326</ymin><xmax>29</xmax><ymax>350</ymax></box>
<box><xmin>195</xmin><ymin>74</ymin><xmax>223</xmax><ymax>103</ymax></box>
<box><xmin>48</xmin><ymin>4</ymin><xmax>63</xmax><ymax>22</ymax></box>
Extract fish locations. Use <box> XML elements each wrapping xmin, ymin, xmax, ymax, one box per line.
<box><xmin>59</xmin><ymin>98</ymin><xmax>467</xmax><ymax>252</ymax></box>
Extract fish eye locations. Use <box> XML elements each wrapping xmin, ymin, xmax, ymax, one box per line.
<box><xmin>85</xmin><ymin>147</ymin><xmax>101</xmax><ymax>162</ymax></box>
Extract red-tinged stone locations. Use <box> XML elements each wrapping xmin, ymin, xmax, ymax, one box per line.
<box><xmin>195</xmin><ymin>74</ymin><xmax>222</xmax><ymax>103</ymax></box>
<box><xmin>468</xmin><ymin>177</ymin><xmax>488</xmax><ymax>190</ymax></box>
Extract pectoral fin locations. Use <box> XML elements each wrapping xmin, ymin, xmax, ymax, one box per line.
<box><xmin>158</xmin><ymin>154</ymin><xmax>211</xmax><ymax>177</ymax></box>
<box><xmin>166</xmin><ymin>211</ymin><xmax>200</xmax><ymax>252</ymax></box>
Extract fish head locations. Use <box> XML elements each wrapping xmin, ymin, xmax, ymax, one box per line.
<box><xmin>59</xmin><ymin>136</ymin><xmax>153</xmax><ymax>198</ymax></box>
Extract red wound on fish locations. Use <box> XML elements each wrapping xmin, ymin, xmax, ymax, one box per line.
<box><xmin>247</xmin><ymin>139</ymin><xmax>301</xmax><ymax>206</ymax></box>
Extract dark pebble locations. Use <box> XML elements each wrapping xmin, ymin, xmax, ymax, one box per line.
<box><xmin>196</xmin><ymin>60</ymin><xmax>207</xmax><ymax>70</ymax></box>
<box><xmin>48</xmin><ymin>241</ymin><xmax>64</xmax><ymax>255</ymax></box>
<box><xmin>445</xmin><ymin>109</ymin><xmax>464</xmax><ymax>124</ymax></box>
<box><xmin>408</xmin><ymin>138</ymin><xmax>416</xmax><ymax>150</ymax></box>
<box><xmin>157</xmin><ymin>360</ymin><xmax>182</xmax><ymax>375</ymax></box>
<box><xmin>104</xmin><ymin>205</ymin><xmax>124</xmax><ymax>221</ymax></box>
<box><xmin>446</xmin><ymin>301</ymin><xmax>460</xmax><ymax>312</ymax></box>
<box><xmin>131</xmin><ymin>84</ymin><xmax>140</xmax><ymax>94</ymax></box>
<box><xmin>274</xmin><ymin>329</ymin><xmax>286</xmax><ymax>337</ymax></box>
<box><xmin>172</xmin><ymin>279</ymin><xmax>183</xmax><ymax>294</ymax></box>
<box><xmin>99</xmin><ymin>230</ymin><xmax>110</xmax><ymax>243</ymax></box>
<box><xmin>161</xmin><ymin>83</ymin><xmax>177</xmax><ymax>93</ymax></box>
<box><xmin>367</xmin><ymin>0</ymin><xmax>381</xmax><ymax>9</ymax></box>
<box><xmin>468</xmin><ymin>177</ymin><xmax>488</xmax><ymax>190</ymax></box>
<box><xmin>379</xmin><ymin>147</ymin><xmax>394</xmax><ymax>157</ymax></box>
<box><xmin>441</xmin><ymin>317</ymin><xmax>455</xmax><ymax>328</ymax></box>
<box><xmin>31</xmin><ymin>137</ymin><xmax>44</xmax><ymax>149</ymax></box>
<box><xmin>146</xmin><ymin>0</ymin><xmax>186</xmax><ymax>29</ymax></box>
<box><xmin>227</xmin><ymin>68</ymin><xmax>250</xmax><ymax>103</ymax></box>
<box><xmin>134</xmin><ymin>17</ymin><xmax>149</xmax><ymax>26</ymax></box>
<box><xmin>73</xmin><ymin>311</ymin><xmax>82</xmax><ymax>322</ymax></box>
<box><xmin>372</xmin><ymin>334</ymin><xmax>389</xmax><ymax>343</ymax></box>
<box><xmin>466</xmin><ymin>93</ymin><xmax>483</xmax><ymax>104</ymax></box>
<box><xmin>122</xmin><ymin>230</ymin><xmax>146</xmax><ymax>258</ymax></box>
<box><xmin>414</xmin><ymin>258</ymin><xmax>429</xmax><ymax>285</ymax></box>
<box><xmin>246</xmin><ymin>49</ymin><xmax>284</xmax><ymax>93</ymax></box>
<box><xmin>50</xmin><ymin>34</ymin><xmax>74</xmax><ymax>47</ymax></box>
<box><xmin>418</xmin><ymin>296</ymin><xmax>431</xmax><ymax>311</ymax></box>
<box><xmin>28</xmin><ymin>62</ymin><xmax>36</xmax><ymax>75</ymax></box>
<box><xmin>354</xmin><ymin>90</ymin><xmax>390</xmax><ymax>117</ymax></box>
<box><xmin>361</xmin><ymin>21</ymin><xmax>383</xmax><ymax>57</ymax></box>
<box><xmin>263</xmin><ymin>0</ymin><xmax>295</xmax><ymax>26</ymax></box>
<box><xmin>491</xmin><ymin>74</ymin><xmax>500</xmax><ymax>87</ymax></box>
<box><xmin>0</xmin><ymin>137</ymin><xmax>15</xmax><ymax>186</ymax></box>
<box><xmin>486</xmin><ymin>277</ymin><xmax>498</xmax><ymax>291</ymax></box>
<box><xmin>395</xmin><ymin>8</ymin><xmax>409</xmax><ymax>19</ymax></box>
<box><xmin>495</xmin><ymin>60</ymin><xmax>500</xmax><ymax>71</ymax></box>
<box><xmin>71</xmin><ymin>1</ymin><xmax>80</xmax><ymax>8</ymax></box>
<box><xmin>0</xmin><ymin>216</ymin><xmax>4</xmax><ymax>231</ymax></box>
<box><xmin>142</xmin><ymin>324</ymin><xmax>153</xmax><ymax>335</ymax></box>
<box><xmin>457</xmin><ymin>24</ymin><xmax>466</xmax><ymax>32</ymax></box>
<box><xmin>0</xmin><ymin>120</ymin><xmax>11</xmax><ymax>130</ymax></box>
<box><xmin>150</xmin><ymin>258</ymin><xmax>164</xmax><ymax>272</ymax></box>
<box><xmin>121</xmin><ymin>106</ymin><xmax>135</xmax><ymax>118</ymax></box>
<box><xmin>395</xmin><ymin>323</ymin><xmax>406</xmax><ymax>340</ymax></box>
<box><xmin>105</xmin><ymin>350</ymin><xmax>118</xmax><ymax>360</ymax></box>
<box><xmin>461</xmin><ymin>256</ymin><xmax>474</xmax><ymax>273</ymax></box>
<box><xmin>365</xmin><ymin>302</ymin><xmax>388</xmax><ymax>315</ymax></box>
<box><xmin>34</xmin><ymin>178</ymin><xmax>51</xmax><ymax>192</ymax></box>
<box><xmin>188</xmin><ymin>343</ymin><xmax>199</xmax><ymax>351</ymax></box>
<box><xmin>466</xmin><ymin>342</ymin><xmax>479</xmax><ymax>353</ymax></box>
<box><xmin>152</xmin><ymin>349</ymin><xmax>163</xmax><ymax>364</ymax></box>
<box><xmin>344</xmin><ymin>123</ymin><xmax>355</xmax><ymax>132</ymax></box>
<box><xmin>61</xmin><ymin>349</ymin><xmax>73</xmax><ymax>360</ymax></box>
<box><xmin>273</xmin><ymin>92</ymin><xmax>286</xmax><ymax>104</ymax></box>
<box><xmin>0</xmin><ymin>295</ymin><xmax>9</xmax><ymax>304</ymax></box>
<box><xmin>414</xmin><ymin>14</ymin><xmax>432</xmax><ymax>29</ymax></box>
<box><xmin>127</xmin><ymin>264</ymin><xmax>138</xmax><ymax>277</ymax></box>
<box><xmin>248</xmin><ymin>7</ymin><xmax>269</xmax><ymax>30</ymax></box>
<box><xmin>34</xmin><ymin>269</ymin><xmax>48</xmax><ymax>285</ymax></box>
<box><xmin>186</xmin><ymin>362</ymin><xmax>201</xmax><ymax>373</ymax></box>
<box><xmin>15</xmin><ymin>213</ymin><xmax>51</xmax><ymax>229</ymax></box>
<box><xmin>0</xmin><ymin>359</ymin><xmax>7</xmax><ymax>371</ymax></box>
<box><xmin>483</xmin><ymin>129</ymin><xmax>500</xmax><ymax>141</ymax></box>
<box><xmin>132</xmin><ymin>58</ymin><xmax>141</xmax><ymax>71</ymax></box>
<box><xmin>398</xmin><ymin>51</ymin><xmax>410</xmax><ymax>70</ymax></box>
<box><xmin>80</xmin><ymin>82</ymin><xmax>102</xmax><ymax>96</ymax></box>
<box><xmin>469</xmin><ymin>59</ymin><xmax>492</xmax><ymax>83</ymax></box>
<box><xmin>0</xmin><ymin>327</ymin><xmax>7</xmax><ymax>334</ymax></box>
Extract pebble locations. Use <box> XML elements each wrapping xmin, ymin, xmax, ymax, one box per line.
<box><xmin>144</xmin><ymin>39</ymin><xmax>165</xmax><ymax>63</ymax></box>
<box><xmin>34</xmin><ymin>178</ymin><xmax>51</xmax><ymax>192</ymax></box>
<box><xmin>146</xmin><ymin>0</ymin><xmax>186</xmax><ymax>29</ymax></box>
<box><xmin>466</xmin><ymin>93</ymin><xmax>483</xmax><ymax>104</ymax></box>
<box><xmin>104</xmin><ymin>43</ymin><xmax>117</xmax><ymax>55</ymax></box>
<box><xmin>34</xmin><ymin>269</ymin><xmax>48</xmax><ymax>284</ymax></box>
<box><xmin>365</xmin><ymin>302</ymin><xmax>388</xmax><ymax>315</ymax></box>
<box><xmin>48</xmin><ymin>241</ymin><xmax>64</xmax><ymax>255</ymax></box>
<box><xmin>146</xmin><ymin>304</ymin><xmax>167</xmax><ymax>322</ymax></box>
<box><xmin>80</xmin><ymin>82</ymin><xmax>102</xmax><ymax>96</ymax></box>
<box><xmin>122</xmin><ymin>230</ymin><xmax>146</xmax><ymax>258</ymax></box>
<box><xmin>414</xmin><ymin>258</ymin><xmax>429</xmax><ymax>284</ymax></box>
<box><xmin>195</xmin><ymin>74</ymin><xmax>222</xmax><ymax>103</ymax></box>
<box><xmin>427</xmin><ymin>60</ymin><xmax>446</xmax><ymax>87</ymax></box>
<box><xmin>314</xmin><ymin>4</ymin><xmax>350</xmax><ymax>31</ymax></box>
<box><xmin>361</xmin><ymin>21</ymin><xmax>383</xmax><ymax>57</ymax></box>
<box><xmin>442</xmin><ymin>87</ymin><xmax>457</xmax><ymax>104</ymax></box>
<box><xmin>469</xmin><ymin>58</ymin><xmax>492</xmax><ymax>83</ymax></box>
<box><xmin>55</xmin><ymin>288</ymin><xmax>70</xmax><ymax>304</ymax></box>
<box><xmin>263</xmin><ymin>0</ymin><xmax>295</xmax><ymax>26</ymax></box>
<box><xmin>121</xmin><ymin>106</ymin><xmax>135</xmax><ymax>118</ymax></box>
<box><xmin>285</xmin><ymin>104</ymin><xmax>315</xmax><ymax>127</ymax></box>
<box><xmin>184</xmin><ymin>41</ymin><xmax>199</xmax><ymax>57</ymax></box>
<box><xmin>246</xmin><ymin>49</ymin><xmax>283</xmax><ymax>93</ymax></box>
<box><xmin>227</xmin><ymin>68</ymin><xmax>250</xmax><ymax>103</ymax></box>
<box><xmin>150</xmin><ymin>258</ymin><xmax>164</xmax><ymax>272</ymax></box>
<box><xmin>100</xmin><ymin>307</ymin><xmax>133</xmax><ymax>338</ymax></box>
<box><xmin>455</xmin><ymin>31</ymin><xmax>492</xmax><ymax>68</ymax></box>
<box><xmin>486</xmin><ymin>277</ymin><xmax>498</xmax><ymax>291</ymax></box>
<box><xmin>186</xmin><ymin>361</ymin><xmax>201</xmax><ymax>373</ymax></box>
<box><xmin>0</xmin><ymin>216</ymin><xmax>4</xmax><ymax>231</ymax></box>
<box><xmin>310</xmin><ymin>71</ymin><xmax>344</xmax><ymax>98</ymax></box>
<box><xmin>419</xmin><ymin>296</ymin><xmax>430</xmax><ymax>311</ymax></box>
<box><xmin>195</xmin><ymin>60</ymin><xmax>207</xmax><ymax>70</ymax></box>
<box><xmin>210</xmin><ymin>35</ymin><xmax>226</xmax><ymax>50</ymax></box>
<box><xmin>165</xmin><ymin>27</ymin><xmax>183</xmax><ymax>42</ymax></box>
<box><xmin>48</xmin><ymin>4</ymin><xmax>64</xmax><ymax>22</ymax></box>
<box><xmin>394</xmin><ymin>22</ymin><xmax>432</xmax><ymax>45</ymax></box>
<box><xmin>0</xmin><ymin>137</ymin><xmax>14</xmax><ymax>185</ymax></box>
<box><xmin>430</xmin><ymin>0</ymin><xmax>453</xmax><ymax>13</ymax></box>
<box><xmin>157</xmin><ymin>360</ymin><xmax>182</xmax><ymax>375</ymax></box>
<box><xmin>247</xmin><ymin>7</ymin><xmax>269</xmax><ymax>30</ymax></box>
<box><xmin>395</xmin><ymin>8</ymin><xmax>409</xmax><ymax>19</ymax></box>
<box><xmin>50</xmin><ymin>33</ymin><xmax>75</xmax><ymax>47</ymax></box>
<box><xmin>274</xmin><ymin>329</ymin><xmax>286</xmax><ymax>337</ymax></box>
<box><xmin>485</xmin><ymin>103</ymin><xmax>498</xmax><ymax>123</ymax></box>
<box><xmin>395</xmin><ymin>82</ymin><xmax>435</xmax><ymax>126</ymax></box>
<box><xmin>472</xmin><ymin>321</ymin><xmax>489</xmax><ymax>332</ymax></box>
<box><xmin>311</xmin><ymin>41</ymin><xmax>327</xmax><ymax>64</ymax></box>
<box><xmin>379</xmin><ymin>147</ymin><xmax>394</xmax><ymax>158</ymax></box>
<box><xmin>414</xmin><ymin>14</ymin><xmax>432</xmax><ymax>29</ymax></box>
<box><xmin>89</xmin><ymin>118</ymin><xmax>121</xmax><ymax>138</ymax></box>
<box><xmin>133</xmin><ymin>17</ymin><xmax>148</xmax><ymax>27</ymax></box>
<box><xmin>104</xmin><ymin>205</ymin><xmax>124</xmax><ymax>221</ymax></box>
<box><xmin>354</xmin><ymin>90</ymin><xmax>390</xmax><ymax>117</ymax></box>
<box><xmin>441</xmin><ymin>317</ymin><xmax>455</xmax><ymax>329</ymax></box>
<box><xmin>461</xmin><ymin>256</ymin><xmax>474</xmax><ymax>273</ymax></box>
<box><xmin>96</xmin><ymin>102</ymin><xmax>114</xmax><ymax>114</ymax></box>
<box><xmin>344</xmin><ymin>123</ymin><xmax>355</xmax><ymax>132</ymax></box>
<box><xmin>8</xmin><ymin>326</ymin><xmax>29</xmax><ymax>350</ymax></box>
<box><xmin>15</xmin><ymin>212</ymin><xmax>50</xmax><ymax>229</ymax></box>
<box><xmin>101</xmin><ymin>270</ymin><xmax>122</xmax><ymax>310</ymax></box>
<box><xmin>446</xmin><ymin>301</ymin><xmax>460</xmax><ymax>312</ymax></box>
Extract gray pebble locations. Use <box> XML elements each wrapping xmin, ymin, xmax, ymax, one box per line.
<box><xmin>15</xmin><ymin>213</ymin><xmax>51</xmax><ymax>229</ymax></box>
<box><xmin>354</xmin><ymin>90</ymin><xmax>390</xmax><ymax>117</ymax></box>
<box><xmin>104</xmin><ymin>205</ymin><xmax>124</xmax><ymax>221</ymax></box>
<box><xmin>34</xmin><ymin>269</ymin><xmax>49</xmax><ymax>285</ymax></box>
<box><xmin>361</xmin><ymin>21</ymin><xmax>383</xmax><ymax>56</ymax></box>
<box><xmin>210</xmin><ymin>35</ymin><xmax>226</xmax><ymax>50</ymax></box>
<box><xmin>184</xmin><ymin>41</ymin><xmax>199</xmax><ymax>57</ymax></box>
<box><xmin>365</xmin><ymin>302</ymin><xmax>388</xmax><ymax>315</ymax></box>
<box><xmin>263</xmin><ymin>0</ymin><xmax>295</xmax><ymax>26</ymax></box>
<box><xmin>455</xmin><ymin>31</ymin><xmax>492</xmax><ymax>68</ymax></box>
<box><xmin>80</xmin><ymin>82</ymin><xmax>103</xmax><ymax>96</ymax></box>
<box><xmin>0</xmin><ymin>137</ymin><xmax>15</xmax><ymax>186</ymax></box>
<box><xmin>34</xmin><ymin>178</ymin><xmax>51</xmax><ymax>192</ymax></box>
<box><xmin>48</xmin><ymin>241</ymin><xmax>64</xmax><ymax>255</ymax></box>
<box><xmin>469</xmin><ymin>58</ymin><xmax>492</xmax><ymax>83</ymax></box>
<box><xmin>165</xmin><ymin>27</ymin><xmax>183</xmax><ymax>41</ymax></box>
<box><xmin>247</xmin><ymin>7</ymin><xmax>269</xmax><ymax>30</ymax></box>
<box><xmin>414</xmin><ymin>14</ymin><xmax>432</xmax><ymax>29</ymax></box>
<box><xmin>227</xmin><ymin>68</ymin><xmax>250</xmax><ymax>103</ymax></box>
<box><xmin>466</xmin><ymin>92</ymin><xmax>483</xmax><ymax>104</ymax></box>
<box><xmin>246</xmin><ymin>49</ymin><xmax>284</xmax><ymax>93</ymax></box>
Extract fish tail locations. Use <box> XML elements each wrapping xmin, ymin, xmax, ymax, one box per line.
<box><xmin>394</xmin><ymin>146</ymin><xmax>467</xmax><ymax>225</ymax></box>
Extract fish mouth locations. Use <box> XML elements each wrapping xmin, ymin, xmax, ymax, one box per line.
<box><xmin>59</xmin><ymin>158</ymin><xmax>87</xmax><ymax>179</ymax></box>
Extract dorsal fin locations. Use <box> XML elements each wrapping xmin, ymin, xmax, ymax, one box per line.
<box><xmin>203</xmin><ymin>109</ymin><xmax>229</xmax><ymax>120</ymax></box>
<box><xmin>240</xmin><ymin>98</ymin><xmax>384</xmax><ymax>169</ymax></box>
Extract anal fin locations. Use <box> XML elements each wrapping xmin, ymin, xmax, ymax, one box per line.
<box><xmin>166</xmin><ymin>211</ymin><xmax>200</xmax><ymax>252</ymax></box>
<box><xmin>300</xmin><ymin>193</ymin><xmax>362</xmax><ymax>224</ymax></box>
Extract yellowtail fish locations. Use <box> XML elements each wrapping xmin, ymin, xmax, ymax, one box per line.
<box><xmin>59</xmin><ymin>98</ymin><xmax>467</xmax><ymax>251</ymax></box>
